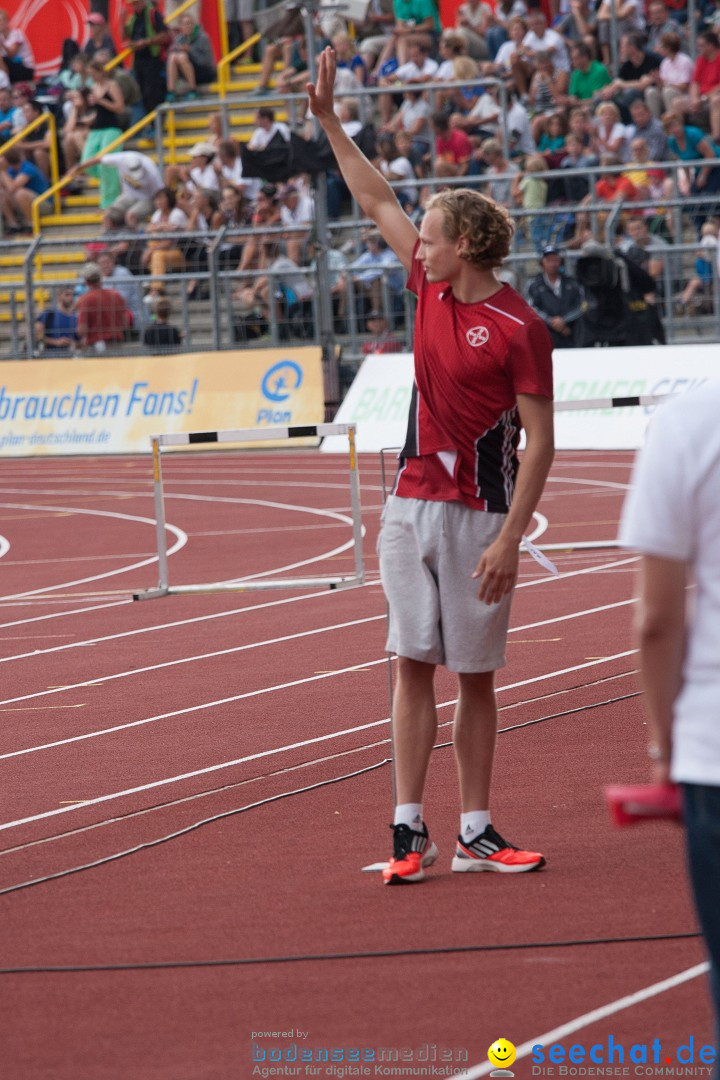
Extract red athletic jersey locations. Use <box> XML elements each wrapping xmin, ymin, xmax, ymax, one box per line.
<box><xmin>394</xmin><ymin>247</ymin><xmax>553</xmax><ymax>512</ymax></box>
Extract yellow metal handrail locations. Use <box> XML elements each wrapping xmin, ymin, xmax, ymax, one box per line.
<box><xmin>0</xmin><ymin>111</ymin><xmax>61</xmax><ymax>214</ymax></box>
<box><xmin>31</xmin><ymin>108</ymin><xmax>158</xmax><ymax>234</ymax></box>
<box><xmin>217</xmin><ymin>32</ymin><xmax>261</xmax><ymax>99</ymax></box>
<box><xmin>105</xmin><ymin>0</ymin><xmax>209</xmax><ymax>74</ymax></box>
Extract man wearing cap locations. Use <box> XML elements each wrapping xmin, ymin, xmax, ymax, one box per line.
<box><xmin>74</xmin><ymin>150</ymin><xmax>162</xmax><ymax>227</ymax></box>
<box><xmin>362</xmin><ymin>309</ymin><xmax>401</xmax><ymax>354</ymax></box>
<box><xmin>84</xmin><ymin>13</ymin><xmax>117</xmax><ymax>62</ymax></box>
<box><xmin>75</xmin><ymin>262</ymin><xmax>132</xmax><ymax>352</ymax></box>
<box><xmin>526</xmin><ymin>246</ymin><xmax>585</xmax><ymax>349</ymax></box>
<box><xmin>123</xmin><ymin>0</ymin><xmax>170</xmax><ymax>114</ymax></box>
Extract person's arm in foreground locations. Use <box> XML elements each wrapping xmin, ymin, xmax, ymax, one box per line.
<box><xmin>636</xmin><ymin>554</ymin><xmax>687</xmax><ymax>784</ymax></box>
<box><xmin>474</xmin><ymin>393</ymin><xmax>555</xmax><ymax>604</ymax></box>
<box><xmin>308</xmin><ymin>47</ymin><xmax>418</xmax><ymax>270</ymax></box>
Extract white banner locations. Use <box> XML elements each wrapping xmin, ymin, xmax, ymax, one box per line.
<box><xmin>323</xmin><ymin>344</ymin><xmax>720</xmax><ymax>453</ymax></box>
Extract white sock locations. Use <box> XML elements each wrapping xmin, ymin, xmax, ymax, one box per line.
<box><xmin>394</xmin><ymin>803</ymin><xmax>424</xmax><ymax>831</ymax></box>
<box><xmin>460</xmin><ymin>811</ymin><xmax>491</xmax><ymax>841</ymax></box>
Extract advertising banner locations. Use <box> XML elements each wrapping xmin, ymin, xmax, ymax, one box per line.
<box><xmin>0</xmin><ymin>347</ymin><xmax>324</xmax><ymax>456</ymax></box>
<box><xmin>4</xmin><ymin>0</ymin><xmax>222</xmax><ymax>80</ymax></box>
<box><xmin>322</xmin><ymin>344</ymin><xmax>720</xmax><ymax>453</ymax></box>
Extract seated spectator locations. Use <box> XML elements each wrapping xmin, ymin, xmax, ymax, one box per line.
<box><xmin>563</xmin><ymin>42</ymin><xmax>612</xmax><ymax>108</ymax></box>
<box><xmin>362</xmin><ymin>309</ymin><xmax>402</xmax><ymax>351</ymax></box>
<box><xmin>83</xmin><ymin>12</ymin><xmax>117</xmax><ymax>62</ymax></box>
<box><xmin>663</xmin><ymin>110</ymin><xmax>720</xmax><ymax>226</ymax></box>
<box><xmin>35</xmin><ymin>286</ymin><xmax>79</xmax><ymax>353</ymax></box>
<box><xmin>75</xmin><ymin>262</ymin><xmax>131</xmax><ymax>351</ymax></box>
<box><xmin>0</xmin><ymin>146</ymin><xmax>49</xmax><ymax>232</ymax></box>
<box><xmin>376</xmin><ymin>131</ymin><xmax>417</xmax><ymax>210</ymax></box>
<box><xmin>333</xmin><ymin>30</ymin><xmax>367</xmax><ymax>87</ymax></box>
<box><xmin>618</xmin><ymin>215</ymin><xmax>672</xmax><ymax>286</ymax></box>
<box><xmin>431</xmin><ymin>110</ymin><xmax>473</xmax><ymax>175</ymax></box>
<box><xmin>247</xmin><ymin>107</ymin><xmax>291</xmax><ymax>151</ymax></box>
<box><xmin>622</xmin><ymin>135</ymin><xmax>668</xmax><ymax>209</ymax></box>
<box><xmin>167</xmin><ymin>142</ymin><xmax>219</xmax><ymax>213</ymax></box>
<box><xmin>237</xmin><ymin>239</ymin><xmax>314</xmax><ymax>337</ymax></box>
<box><xmin>381</xmin><ymin>88</ymin><xmax>431</xmax><ymax>167</ymax></box>
<box><xmin>435</xmin><ymin>31</ymin><xmax>468</xmax><ymax>83</ymax></box>
<box><xmin>279</xmin><ymin>182</ymin><xmax>314</xmax><ymax>265</ymax></box>
<box><xmin>454</xmin><ymin>0</ymin><xmax>493</xmax><ymax>60</ymax></box>
<box><xmin>592</xmin><ymin>101</ymin><xmax>629</xmax><ymax>159</ymax></box>
<box><xmin>98</xmin><ymin>205</ymin><xmax>144</xmax><ymax>274</ymax></box>
<box><xmin>526</xmin><ymin>245</ymin><xmax>585</xmax><ymax>347</ymax></box>
<box><xmin>356</xmin><ymin>0</ymin><xmax>396</xmax><ymax>77</ymax></box>
<box><xmin>689</xmin><ymin>30</ymin><xmax>720</xmax><ymax>144</ymax></box>
<box><xmin>474</xmin><ymin>137</ymin><xmax>518</xmax><ymax>205</ymax></box>
<box><xmin>75</xmin><ymin>150</ymin><xmax>163</xmax><ymax>228</ymax></box>
<box><xmin>482</xmin><ymin>16</ymin><xmax>530</xmax><ymax>95</ymax></box>
<box><xmin>646</xmin><ymin>1</ymin><xmax>685</xmax><ymax>53</ymax></box>
<box><xmin>528</xmin><ymin>53</ymin><xmax>569</xmax><ymax>142</ymax></box>
<box><xmin>217</xmin><ymin>183</ymin><xmax>250</xmax><ymax>267</ymax></box>
<box><xmin>555</xmin><ymin>0</ymin><xmax>597</xmax><ymax>48</ymax></box>
<box><xmin>0</xmin><ymin>85</ymin><xmax>12</xmax><ymax>143</ymax></box>
<box><xmin>0</xmin><ymin>9</ymin><xmax>34</xmax><ymax>84</ymax></box>
<box><xmin>536</xmin><ymin>111</ymin><xmax>567</xmax><ymax>167</ymax></box>
<box><xmin>451</xmin><ymin>79</ymin><xmax>502</xmax><ymax>138</ymax></box>
<box><xmin>307</xmin><ymin>235</ymin><xmax>348</xmax><ymax>331</ymax></box>
<box><xmin>594</xmin><ymin>152</ymin><xmax>639</xmax><ymax>204</ymax></box>
<box><xmin>560</xmin><ymin>133</ymin><xmax>595</xmax><ymax>200</ymax></box>
<box><xmin>624</xmin><ymin>98</ymin><xmax>668</xmax><ymax>161</ymax></box>
<box><xmin>166</xmin><ymin>13</ymin><xmax>217</xmax><ymax>102</ymax></box>
<box><xmin>567</xmin><ymin>104</ymin><xmax>596</xmax><ymax>155</ymax></box>
<box><xmin>141</xmin><ymin>187</ymin><xmax>189</xmax><ymax>302</ymax></box>
<box><xmin>54</xmin><ymin>54</ymin><xmax>92</xmax><ymax>119</ymax></box>
<box><xmin>9</xmin><ymin>82</ymin><xmax>31</xmax><ymax>135</ymax></box>
<box><xmin>598</xmin><ymin>33</ymin><xmax>662</xmax><ymax>120</ymax></box>
<box><xmin>674</xmin><ymin>225</ymin><xmax>718</xmax><ymax>313</ymax></box>
<box><xmin>16</xmin><ymin>99</ymin><xmax>51</xmax><ymax>178</ymax></box>
<box><xmin>379</xmin><ymin>40</ymin><xmax>438</xmax><ymax>125</ymax></box>
<box><xmin>522</xmin><ymin>11</ymin><xmax>571</xmax><ymax>76</ymax></box>
<box><xmin>349</xmin><ymin>229</ymin><xmax>404</xmax><ymax>313</ymax></box>
<box><xmin>377</xmin><ymin>0</ymin><xmax>442</xmax><ymax>70</ymax></box>
<box><xmin>143</xmin><ymin>297</ymin><xmax>183</xmax><ymax>350</ymax></box>
<box><xmin>595</xmin><ymin>0</ymin><xmax>645</xmax><ymax>70</ymax></box>
<box><xmin>97</xmin><ymin>249</ymin><xmax>144</xmax><ymax>329</ymax></box>
<box><xmin>657</xmin><ymin>31</ymin><xmax>693</xmax><ymax>112</ymax></box>
<box><xmin>238</xmin><ymin>182</ymin><xmax>282</xmax><ymax>272</ymax></box>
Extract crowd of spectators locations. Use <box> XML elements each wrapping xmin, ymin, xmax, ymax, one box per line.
<box><xmin>4</xmin><ymin>0</ymin><xmax>720</xmax><ymax>353</ymax></box>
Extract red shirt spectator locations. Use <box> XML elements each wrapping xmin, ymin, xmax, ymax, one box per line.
<box><xmin>693</xmin><ymin>52</ymin><xmax>720</xmax><ymax>95</ymax></box>
<box><xmin>595</xmin><ymin>173</ymin><xmax>638</xmax><ymax>202</ymax></box>
<box><xmin>76</xmin><ymin>263</ymin><xmax>131</xmax><ymax>347</ymax></box>
<box><xmin>436</xmin><ymin>128</ymin><xmax>474</xmax><ymax>166</ymax></box>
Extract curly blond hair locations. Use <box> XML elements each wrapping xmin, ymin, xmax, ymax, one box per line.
<box><xmin>424</xmin><ymin>188</ymin><xmax>515</xmax><ymax>269</ymax></box>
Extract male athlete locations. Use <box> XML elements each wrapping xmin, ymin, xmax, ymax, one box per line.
<box><xmin>309</xmin><ymin>49</ymin><xmax>555</xmax><ymax>884</ymax></box>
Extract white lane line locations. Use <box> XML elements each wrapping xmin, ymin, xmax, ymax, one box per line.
<box><xmin>0</xmin><ymin>551</ymin><xmax>635</xmax><ymax>667</ymax></box>
<box><xmin>0</xmin><ymin>504</ymin><xmax>187</xmax><ymax>602</ymax></box>
<box><xmin>0</xmin><ymin>648</ymin><xmax>637</xmax><ymax>832</ymax></box>
<box><xmin>0</xmin><ymin>613</ymin><xmax>386</xmax><ymax>709</ymax></box>
<box><xmin>0</xmin><ymin>601</ymin><xmax>129</xmax><ymax>632</ymax></box>
<box><xmin>450</xmin><ymin>963</ymin><xmax>710</xmax><ymax>1080</ymax></box>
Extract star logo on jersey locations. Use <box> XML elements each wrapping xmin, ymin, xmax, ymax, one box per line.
<box><xmin>466</xmin><ymin>325</ymin><xmax>489</xmax><ymax>347</ymax></box>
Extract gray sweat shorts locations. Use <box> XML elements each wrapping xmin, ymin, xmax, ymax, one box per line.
<box><xmin>378</xmin><ymin>496</ymin><xmax>513</xmax><ymax>673</ymax></box>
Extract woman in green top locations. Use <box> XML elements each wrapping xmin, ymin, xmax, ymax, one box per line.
<box><xmin>390</xmin><ymin>0</ymin><xmax>442</xmax><ymax>65</ymax></box>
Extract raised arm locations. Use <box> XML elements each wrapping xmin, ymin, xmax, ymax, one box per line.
<box><xmin>307</xmin><ymin>47</ymin><xmax>418</xmax><ymax>271</ymax></box>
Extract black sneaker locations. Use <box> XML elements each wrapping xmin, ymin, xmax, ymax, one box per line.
<box><xmin>382</xmin><ymin>823</ymin><xmax>438</xmax><ymax>885</ymax></box>
<box><xmin>452</xmin><ymin>824</ymin><xmax>545</xmax><ymax>873</ymax></box>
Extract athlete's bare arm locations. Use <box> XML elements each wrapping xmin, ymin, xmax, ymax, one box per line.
<box><xmin>473</xmin><ymin>394</ymin><xmax>555</xmax><ymax>604</ymax></box>
<box><xmin>308</xmin><ymin>47</ymin><xmax>418</xmax><ymax>271</ymax></box>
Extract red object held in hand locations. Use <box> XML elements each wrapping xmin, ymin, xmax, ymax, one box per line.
<box><xmin>605</xmin><ymin>783</ymin><xmax>683</xmax><ymax>827</ymax></box>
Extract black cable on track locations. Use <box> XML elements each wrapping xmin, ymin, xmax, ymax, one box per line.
<box><xmin>0</xmin><ymin>931</ymin><xmax>701</xmax><ymax>976</ymax></box>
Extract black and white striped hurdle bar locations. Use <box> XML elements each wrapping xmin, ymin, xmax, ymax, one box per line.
<box><xmin>153</xmin><ymin>423</ymin><xmax>355</xmax><ymax>447</ymax></box>
<box><xmin>554</xmin><ymin>393</ymin><xmax>670</xmax><ymax>412</ymax></box>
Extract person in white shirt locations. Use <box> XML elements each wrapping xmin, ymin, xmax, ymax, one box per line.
<box><xmin>247</xmin><ymin>106</ymin><xmax>291</xmax><ymax>151</ymax></box>
<box><xmin>0</xmin><ymin>10</ymin><xmax>34</xmax><ymax>84</ymax></box>
<box><xmin>378</xmin><ymin>41</ymin><xmax>438</xmax><ymax>124</ymax></box>
<box><xmin>522</xmin><ymin>10</ymin><xmax>570</xmax><ymax>73</ymax></box>
<box><xmin>279</xmin><ymin>183</ymin><xmax>314</xmax><ymax>264</ymax></box>
<box><xmin>454</xmin><ymin>0</ymin><xmax>493</xmax><ymax>59</ymax></box>
<box><xmin>619</xmin><ymin>383</ymin><xmax>720</xmax><ymax>1063</ymax></box>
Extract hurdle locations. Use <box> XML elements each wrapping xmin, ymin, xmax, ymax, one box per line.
<box><xmin>133</xmin><ymin>422</ymin><xmax>365</xmax><ymax>601</ymax></box>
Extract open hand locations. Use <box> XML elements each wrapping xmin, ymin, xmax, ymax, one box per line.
<box><xmin>472</xmin><ymin>536</ymin><xmax>519</xmax><ymax>605</ymax></box>
<box><xmin>307</xmin><ymin>47</ymin><xmax>336</xmax><ymax>123</ymax></box>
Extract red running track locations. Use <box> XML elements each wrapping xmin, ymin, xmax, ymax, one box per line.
<box><xmin>0</xmin><ymin>449</ymin><xmax>712</xmax><ymax>1080</ymax></box>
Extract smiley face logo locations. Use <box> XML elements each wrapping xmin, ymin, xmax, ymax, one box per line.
<box><xmin>488</xmin><ymin>1038</ymin><xmax>517</xmax><ymax>1072</ymax></box>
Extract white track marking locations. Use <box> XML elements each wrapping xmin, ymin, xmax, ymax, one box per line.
<box><xmin>0</xmin><ymin>602</ymin><xmax>129</xmax><ymax>631</ymax></box>
<box><xmin>0</xmin><ymin>535</ymin><xmax>9</xmax><ymax>559</ymax></box>
<box><xmin>0</xmin><ymin>649</ymin><xmax>637</xmax><ymax>830</ymax></box>
<box><xmin>0</xmin><ymin>504</ymin><xmax>187</xmax><ymax>601</ymax></box>
<box><xmin>451</xmin><ymin>963</ymin><xmax>710</xmax><ymax>1080</ymax></box>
